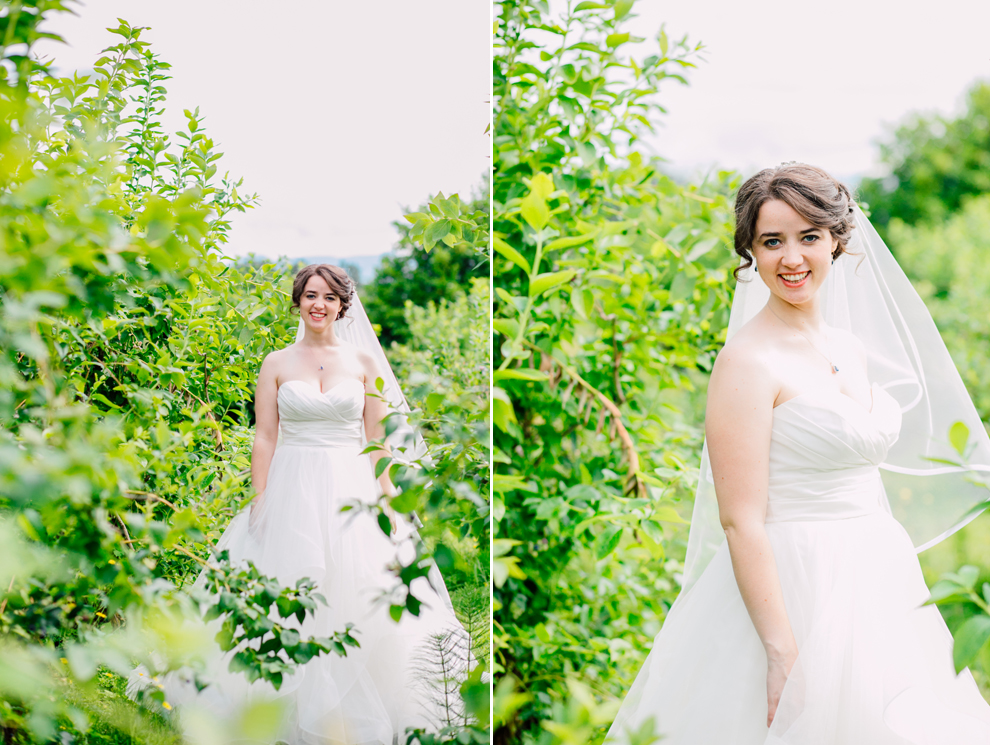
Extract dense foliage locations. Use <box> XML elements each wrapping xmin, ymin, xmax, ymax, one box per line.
<box><xmin>363</xmin><ymin>186</ymin><xmax>490</xmax><ymax>347</ymax></box>
<box><xmin>492</xmin><ymin>2</ymin><xmax>738</xmax><ymax>743</ymax></box>
<box><xmin>0</xmin><ymin>4</ymin><xmax>490</xmax><ymax>742</ymax></box>
<box><xmin>386</xmin><ymin>276</ymin><xmax>493</xmax><ymax>740</ymax></box>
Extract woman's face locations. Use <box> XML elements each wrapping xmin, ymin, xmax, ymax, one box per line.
<box><xmin>299</xmin><ymin>274</ymin><xmax>342</xmax><ymax>331</ymax></box>
<box><xmin>751</xmin><ymin>199</ymin><xmax>837</xmax><ymax>308</ymax></box>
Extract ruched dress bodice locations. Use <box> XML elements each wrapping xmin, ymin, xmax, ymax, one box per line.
<box><xmin>767</xmin><ymin>382</ymin><xmax>902</xmax><ymax>524</ymax></box>
<box><xmin>278</xmin><ymin>378</ymin><xmax>365</xmax><ymax>448</ymax></box>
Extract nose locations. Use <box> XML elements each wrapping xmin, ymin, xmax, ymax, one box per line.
<box><xmin>779</xmin><ymin>239</ymin><xmax>805</xmax><ymax>268</ymax></box>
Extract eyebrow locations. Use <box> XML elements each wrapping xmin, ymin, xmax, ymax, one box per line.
<box><xmin>757</xmin><ymin>227</ymin><xmax>822</xmax><ymax>240</ymax></box>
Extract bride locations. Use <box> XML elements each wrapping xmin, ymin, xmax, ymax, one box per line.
<box><xmin>606</xmin><ymin>164</ymin><xmax>990</xmax><ymax>744</ymax></box>
<box><xmin>155</xmin><ymin>264</ymin><xmax>464</xmax><ymax>745</ymax></box>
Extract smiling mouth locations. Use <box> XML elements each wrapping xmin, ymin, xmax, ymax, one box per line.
<box><xmin>779</xmin><ymin>271</ymin><xmax>810</xmax><ymax>286</ymax></box>
<box><xmin>310</xmin><ymin>311</ymin><xmax>327</xmax><ymax>319</ymax></box>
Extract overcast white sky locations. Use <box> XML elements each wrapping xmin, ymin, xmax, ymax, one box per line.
<box><xmin>37</xmin><ymin>1</ymin><xmax>989</xmax><ymax>261</ymax></box>
<box><xmin>38</xmin><ymin>1</ymin><xmax>491</xmax><ymax>260</ymax></box>
<box><xmin>612</xmin><ymin>0</ymin><xmax>990</xmax><ymax>185</ymax></box>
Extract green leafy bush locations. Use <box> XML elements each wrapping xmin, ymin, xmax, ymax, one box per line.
<box><xmin>493</xmin><ymin>1</ymin><xmax>737</xmax><ymax>742</ymax></box>
<box><xmin>0</xmin><ymin>7</ymin><xmax>476</xmax><ymax>742</ymax></box>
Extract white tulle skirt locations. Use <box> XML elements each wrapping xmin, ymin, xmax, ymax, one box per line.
<box><xmin>607</xmin><ymin>512</ymin><xmax>990</xmax><ymax>744</ymax></box>
<box><xmin>162</xmin><ymin>441</ymin><xmax>462</xmax><ymax>745</ymax></box>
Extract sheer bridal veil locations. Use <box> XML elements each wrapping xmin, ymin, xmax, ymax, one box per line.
<box><xmin>681</xmin><ymin>205</ymin><xmax>990</xmax><ymax>593</ymax></box>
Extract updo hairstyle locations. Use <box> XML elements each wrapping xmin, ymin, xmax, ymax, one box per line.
<box><xmin>733</xmin><ymin>163</ymin><xmax>857</xmax><ymax>280</ymax></box>
<box><xmin>291</xmin><ymin>264</ymin><xmax>354</xmax><ymax>320</ymax></box>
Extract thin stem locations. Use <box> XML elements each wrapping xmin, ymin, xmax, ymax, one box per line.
<box><xmin>497</xmin><ymin>234</ymin><xmax>543</xmax><ymax>371</ymax></box>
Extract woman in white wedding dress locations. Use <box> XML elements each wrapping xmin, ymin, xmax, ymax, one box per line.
<box><xmin>161</xmin><ymin>264</ymin><xmax>464</xmax><ymax>745</ymax></box>
<box><xmin>606</xmin><ymin>164</ymin><xmax>990</xmax><ymax>744</ymax></box>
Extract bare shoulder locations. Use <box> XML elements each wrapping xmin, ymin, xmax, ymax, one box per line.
<box><xmin>712</xmin><ymin>315</ymin><xmax>777</xmax><ymax>380</ymax></box>
<box><xmin>259</xmin><ymin>344</ymin><xmax>296</xmax><ymax>380</ymax></box>
<box><xmin>712</xmin><ymin>334</ymin><xmax>770</xmax><ymax>392</ymax></box>
<box><xmin>341</xmin><ymin>342</ymin><xmax>383</xmax><ymax>380</ymax></box>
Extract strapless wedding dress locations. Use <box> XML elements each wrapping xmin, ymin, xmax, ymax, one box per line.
<box><xmin>607</xmin><ymin>383</ymin><xmax>990</xmax><ymax>744</ymax></box>
<box><xmin>162</xmin><ymin>379</ymin><xmax>463</xmax><ymax>745</ymax></box>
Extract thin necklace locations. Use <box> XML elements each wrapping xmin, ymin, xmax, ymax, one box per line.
<box><xmin>303</xmin><ymin>344</ymin><xmax>330</xmax><ymax>371</ymax></box>
<box><xmin>767</xmin><ymin>305</ymin><xmax>839</xmax><ymax>374</ymax></box>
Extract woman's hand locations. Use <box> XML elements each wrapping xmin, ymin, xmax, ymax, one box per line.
<box><xmin>766</xmin><ymin>645</ymin><xmax>797</xmax><ymax>728</ymax></box>
<box><xmin>248</xmin><ymin>491</ymin><xmax>265</xmax><ymax>529</ymax></box>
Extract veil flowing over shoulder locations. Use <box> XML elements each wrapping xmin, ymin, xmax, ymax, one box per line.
<box><xmin>681</xmin><ymin>205</ymin><xmax>990</xmax><ymax>594</ymax></box>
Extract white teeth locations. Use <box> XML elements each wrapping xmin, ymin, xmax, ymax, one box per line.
<box><xmin>781</xmin><ymin>272</ymin><xmax>809</xmax><ymax>282</ymax></box>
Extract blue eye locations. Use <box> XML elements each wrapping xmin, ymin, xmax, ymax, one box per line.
<box><xmin>765</xmin><ymin>239</ymin><xmax>780</xmax><ymax>247</ymax></box>
<box><xmin>804</xmin><ymin>234</ymin><xmax>819</xmax><ymax>242</ymax></box>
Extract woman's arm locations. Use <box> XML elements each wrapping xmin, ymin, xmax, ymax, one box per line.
<box><xmin>250</xmin><ymin>353</ymin><xmax>280</xmax><ymax>509</ymax></box>
<box><xmin>359</xmin><ymin>352</ymin><xmax>398</xmax><ymax>499</ymax></box>
<box><xmin>706</xmin><ymin>343</ymin><xmax>797</xmax><ymax>728</ymax></box>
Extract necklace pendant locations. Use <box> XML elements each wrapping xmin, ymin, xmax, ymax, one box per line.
<box><xmin>832</xmin><ymin>364</ymin><xmax>839</xmax><ymax>373</ymax></box>
<box><xmin>319</xmin><ymin>365</ymin><xmax>323</xmax><ymax>370</ymax></box>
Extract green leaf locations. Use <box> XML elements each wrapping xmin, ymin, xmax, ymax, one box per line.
<box><xmin>493</xmin><ymin>368</ymin><xmax>548</xmax><ymax>382</ymax></box>
<box><xmin>493</xmin><ymin>388</ymin><xmax>518</xmax><ymax>432</ymax></box>
<box><xmin>953</xmin><ymin>615</ymin><xmax>990</xmax><ymax>673</ymax></box>
<box><xmin>957</xmin><ymin>565</ymin><xmax>980</xmax><ymax>589</ymax></box>
<box><xmin>529</xmin><ymin>270</ymin><xmax>576</xmax><ymax>297</ymax></box>
<box><xmin>279</xmin><ymin>628</ymin><xmax>300</xmax><ymax>648</ymax></box>
<box><xmin>374</xmin><ymin>456</ymin><xmax>392</xmax><ymax>479</ymax></box>
<box><xmin>545</xmin><ymin>232</ymin><xmax>596</xmax><ymax>251</ymax></box>
<box><xmin>950</xmin><ymin>421</ymin><xmax>970</xmax><ymax>456</ymax></box>
<box><xmin>534</xmin><ymin>623</ymin><xmax>551</xmax><ymax>643</ymax></box>
<box><xmin>640</xmin><ymin>519</ymin><xmax>663</xmax><ymax>544</ymax></box>
<box><xmin>520</xmin><ymin>193</ymin><xmax>549</xmax><ymax>232</ymax></box>
<box><xmin>493</xmin><ymin>318</ymin><xmax>520</xmax><ymax>337</ymax></box>
<box><xmin>433</xmin><ymin>543</ymin><xmax>455</xmax><ymax>570</ymax></box>
<box><xmin>573</xmin><ymin>1</ymin><xmax>608</xmax><ymax>9</ymax></box>
<box><xmin>520</xmin><ymin>173</ymin><xmax>555</xmax><ymax>230</ymax></box>
<box><xmin>425</xmin><ymin>391</ymin><xmax>444</xmax><ymax>413</ymax></box>
<box><xmin>924</xmin><ymin>579</ymin><xmax>970</xmax><ymax>605</ymax></box>
<box><xmin>605</xmin><ymin>32</ymin><xmax>630</xmax><ymax>48</ymax></box>
<box><xmin>570</xmin><ymin>287</ymin><xmax>594</xmax><ymax>320</ymax></box>
<box><xmin>613</xmin><ymin>0</ymin><xmax>635</xmax><ymax>20</ymax></box>
<box><xmin>424</xmin><ymin>218</ymin><xmax>451</xmax><ymax>250</ymax></box>
<box><xmin>494</xmin><ymin>237</ymin><xmax>531</xmax><ymax>274</ymax></box>
<box><xmin>377</xmin><ymin>512</ymin><xmax>392</xmax><ymax>536</ymax></box>
<box><xmin>493</xmin><ymin>474</ymin><xmax>537</xmax><ymax>493</ymax></box>
<box><xmin>493</xmin><ymin>554</ymin><xmax>526</xmax><ymax>587</ymax></box>
<box><xmin>685</xmin><ymin>237</ymin><xmax>720</xmax><ymax>262</ymax></box>
<box><xmin>390</xmin><ymin>489</ymin><xmax>418</xmax><ymax>513</ymax></box>
<box><xmin>652</xmin><ymin>505</ymin><xmax>687</xmax><ymax>524</ymax></box>
<box><xmin>597</xmin><ymin>525</ymin><xmax>623</xmax><ymax>559</ymax></box>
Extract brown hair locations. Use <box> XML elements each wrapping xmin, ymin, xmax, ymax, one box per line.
<box><xmin>291</xmin><ymin>264</ymin><xmax>354</xmax><ymax>319</ymax></box>
<box><xmin>733</xmin><ymin>163</ymin><xmax>856</xmax><ymax>280</ymax></box>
